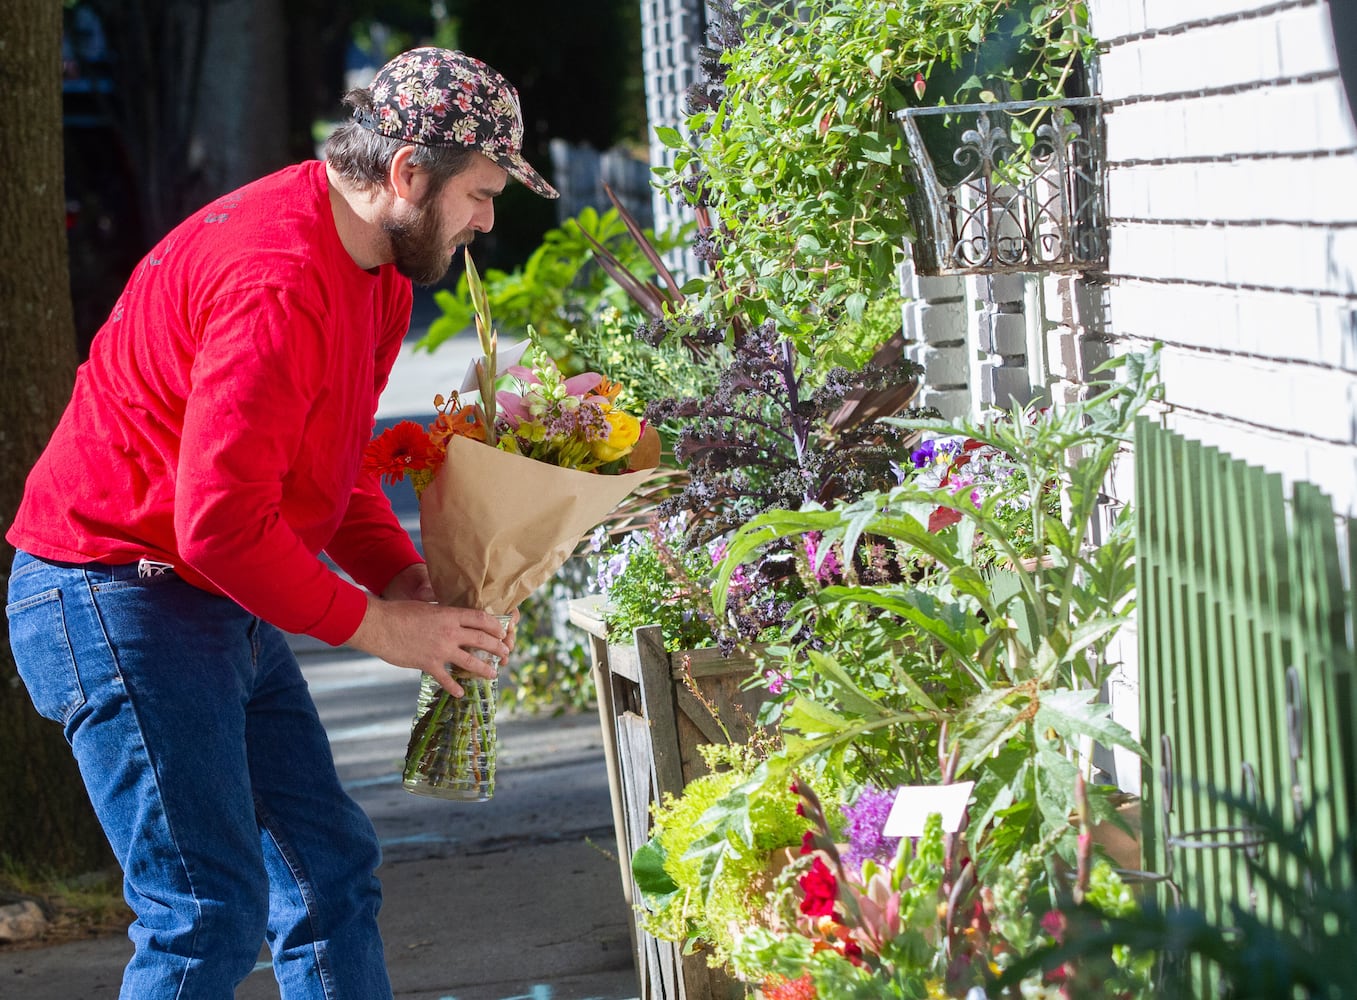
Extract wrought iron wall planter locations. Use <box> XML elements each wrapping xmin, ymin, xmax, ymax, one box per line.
<box><xmin>896</xmin><ymin>97</ymin><xmax>1107</xmax><ymax>276</ymax></box>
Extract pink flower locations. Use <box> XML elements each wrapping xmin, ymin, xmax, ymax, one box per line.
<box><xmin>1041</xmin><ymin>909</ymin><xmax>1067</xmax><ymax>941</ymax></box>
<box><xmin>803</xmin><ymin>532</ymin><xmax>842</xmax><ymax>584</ymax></box>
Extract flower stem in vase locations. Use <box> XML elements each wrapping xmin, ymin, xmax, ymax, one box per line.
<box><xmin>402</xmin><ymin>614</ymin><xmax>511</xmax><ymax>801</ymax></box>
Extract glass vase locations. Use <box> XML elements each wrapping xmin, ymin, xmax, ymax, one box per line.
<box><xmin>401</xmin><ymin>615</ymin><xmax>510</xmax><ymax>801</ymax></box>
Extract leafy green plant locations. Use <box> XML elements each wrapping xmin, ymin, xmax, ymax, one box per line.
<box><xmin>592</xmin><ymin>516</ymin><xmax>722</xmax><ymax>652</ymax></box>
<box><xmin>711</xmin><ymin>774</ymin><xmax>1150</xmax><ymax>997</ymax></box>
<box><xmin>580</xmin><ymin>202</ymin><xmax>925</xmax><ymax>653</ymax></box>
<box><xmin>708</xmin><ymin>349</ymin><xmax>1162</xmax><ymax>876</ymax></box>
<box><xmin>500</xmin><ymin>556</ymin><xmax>598</xmax><ymax>715</ymax></box>
<box><xmin>659</xmin><ymin>0</ymin><xmax>1096</xmax><ymax>344</ymax></box>
<box><xmin>632</xmin><ymin>741</ymin><xmax>822</xmax><ymax>969</ymax></box>
<box><xmin>560</xmin><ymin>305</ymin><xmax>717</xmax><ymax>439</ymax></box>
<box><xmin>415</xmin><ymin>203</ymin><xmax>690</xmax><ymax>367</ymax></box>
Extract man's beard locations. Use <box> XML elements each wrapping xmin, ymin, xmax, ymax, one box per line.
<box><xmin>383</xmin><ymin>201</ymin><xmax>473</xmax><ymax>286</ymax></box>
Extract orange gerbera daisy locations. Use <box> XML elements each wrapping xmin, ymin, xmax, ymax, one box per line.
<box><xmin>362</xmin><ymin>420</ymin><xmax>438</xmax><ymax>485</ymax></box>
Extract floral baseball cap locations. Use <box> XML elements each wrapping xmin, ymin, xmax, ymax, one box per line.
<box><xmin>355</xmin><ymin>47</ymin><xmax>559</xmax><ymax>199</ymax></box>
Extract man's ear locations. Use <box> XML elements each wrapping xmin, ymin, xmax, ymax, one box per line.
<box><xmin>389</xmin><ymin>145</ymin><xmax>423</xmax><ymax>203</ymax></box>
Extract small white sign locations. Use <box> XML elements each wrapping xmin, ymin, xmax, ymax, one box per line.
<box><xmin>458</xmin><ymin>339</ymin><xmax>531</xmax><ymax>394</ymax></box>
<box><xmin>882</xmin><ymin>781</ymin><xmax>975</xmax><ymax>838</ymax></box>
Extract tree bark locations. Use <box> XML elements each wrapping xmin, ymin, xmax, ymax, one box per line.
<box><xmin>197</xmin><ymin>0</ymin><xmax>292</xmax><ymax>203</ymax></box>
<box><xmin>0</xmin><ymin>0</ymin><xmax>114</xmax><ymax>873</ymax></box>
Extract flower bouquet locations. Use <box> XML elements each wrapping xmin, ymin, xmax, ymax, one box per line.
<box><xmin>365</xmin><ymin>249</ymin><xmax>658</xmax><ymax>800</ymax></box>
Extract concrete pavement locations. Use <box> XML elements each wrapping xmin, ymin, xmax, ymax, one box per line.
<box><xmin>2</xmin><ymin>311</ymin><xmax>642</xmax><ymax>1000</ymax></box>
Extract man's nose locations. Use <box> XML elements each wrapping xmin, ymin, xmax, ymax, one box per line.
<box><xmin>472</xmin><ymin>200</ymin><xmax>495</xmax><ymax>233</ymax></box>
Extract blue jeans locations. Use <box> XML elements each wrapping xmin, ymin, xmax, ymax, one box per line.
<box><xmin>5</xmin><ymin>551</ymin><xmax>393</xmax><ymax>1000</ymax></box>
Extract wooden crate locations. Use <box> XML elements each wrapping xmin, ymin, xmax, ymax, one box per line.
<box><xmin>568</xmin><ymin>596</ymin><xmax>764</xmax><ymax>1000</ymax></box>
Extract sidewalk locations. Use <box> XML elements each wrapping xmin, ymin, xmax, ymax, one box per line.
<box><xmin>2</xmin><ymin>309</ymin><xmax>642</xmax><ymax>1000</ymax></box>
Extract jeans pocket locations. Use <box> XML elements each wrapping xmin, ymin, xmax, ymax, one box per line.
<box><xmin>6</xmin><ymin>588</ymin><xmax>85</xmax><ymax>725</ymax></box>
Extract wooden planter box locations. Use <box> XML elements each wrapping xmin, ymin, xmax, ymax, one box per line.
<box><xmin>568</xmin><ymin>596</ymin><xmax>766</xmax><ymax>1000</ymax></box>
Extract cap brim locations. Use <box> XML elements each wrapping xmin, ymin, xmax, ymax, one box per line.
<box><xmin>489</xmin><ymin>150</ymin><xmax>559</xmax><ymax>199</ymax></box>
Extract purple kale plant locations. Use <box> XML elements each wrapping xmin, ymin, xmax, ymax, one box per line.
<box><xmin>645</xmin><ymin>318</ymin><xmax>923</xmax><ymax>547</ymax></box>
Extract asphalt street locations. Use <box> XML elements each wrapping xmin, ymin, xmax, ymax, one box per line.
<box><xmin>2</xmin><ymin>304</ymin><xmax>642</xmax><ymax>1000</ymax></box>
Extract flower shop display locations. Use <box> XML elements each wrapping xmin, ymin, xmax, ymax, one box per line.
<box><xmin>618</xmin><ymin>351</ymin><xmax>1162</xmax><ymax>995</ymax></box>
<box><xmin>364</xmin><ymin>250</ymin><xmax>657</xmax><ymax>800</ymax></box>
<box><xmin>554</xmin><ymin>2</ymin><xmax>1152</xmax><ymax>994</ymax></box>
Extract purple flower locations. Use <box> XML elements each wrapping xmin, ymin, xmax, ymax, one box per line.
<box><xmin>764</xmin><ymin>669</ymin><xmax>789</xmax><ymax>695</ymax></box>
<box><xmin>911</xmin><ymin>436</ymin><xmax>963</xmax><ymax>469</ymax></box>
<box><xmin>840</xmin><ymin>785</ymin><xmax>901</xmax><ymax>881</ymax></box>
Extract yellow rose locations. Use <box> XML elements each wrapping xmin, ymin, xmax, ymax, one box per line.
<box><xmin>591</xmin><ymin>407</ymin><xmax>641</xmax><ymax>463</ymax></box>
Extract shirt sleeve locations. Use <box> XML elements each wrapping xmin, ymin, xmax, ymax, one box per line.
<box><xmin>174</xmin><ymin>285</ymin><xmax>372</xmax><ymax>646</ymax></box>
<box><xmin>324</xmin><ymin>287</ymin><xmax>423</xmax><ymax>594</ymax></box>
<box><xmin>324</xmin><ymin>474</ymin><xmax>424</xmax><ymax>595</ymax></box>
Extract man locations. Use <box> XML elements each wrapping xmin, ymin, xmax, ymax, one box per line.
<box><xmin>5</xmin><ymin>48</ymin><xmax>557</xmax><ymax>999</ymax></box>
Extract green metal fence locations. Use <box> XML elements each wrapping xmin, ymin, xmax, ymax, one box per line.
<box><xmin>1135</xmin><ymin>417</ymin><xmax>1357</xmax><ymax>935</ymax></box>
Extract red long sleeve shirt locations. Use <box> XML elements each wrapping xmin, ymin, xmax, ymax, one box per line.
<box><xmin>7</xmin><ymin>160</ymin><xmax>421</xmax><ymax>646</ymax></box>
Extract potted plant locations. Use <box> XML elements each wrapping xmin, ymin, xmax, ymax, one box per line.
<box><xmin>564</xmin><ymin>3</ymin><xmax>1109</xmax><ymax>993</ymax></box>
<box><xmin>628</xmin><ymin>350</ymin><xmax>1161</xmax><ymax>994</ymax></box>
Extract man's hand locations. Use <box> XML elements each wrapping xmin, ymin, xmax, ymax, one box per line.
<box><xmin>347</xmin><ymin>590</ymin><xmax>509</xmax><ymax>698</ymax></box>
<box><xmin>382</xmin><ymin>562</ymin><xmax>436</xmax><ymax>603</ymax></box>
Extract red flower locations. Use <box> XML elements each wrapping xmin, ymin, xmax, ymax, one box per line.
<box><xmin>839</xmin><ymin>936</ymin><xmax>864</xmax><ymax>966</ymax></box>
<box><xmin>799</xmin><ymin>829</ymin><xmax>816</xmax><ymax>856</ymax></box>
<box><xmin>928</xmin><ymin>506</ymin><xmax>963</xmax><ymax>532</ymax></box>
<box><xmin>798</xmin><ymin>857</ymin><xmax>838</xmax><ymax>919</ymax></box>
<box><xmin>362</xmin><ymin>421</ymin><xmax>437</xmax><ymax>485</ymax></box>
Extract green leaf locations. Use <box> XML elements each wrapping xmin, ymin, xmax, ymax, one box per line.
<box><xmin>654</xmin><ymin>125</ymin><xmax>684</xmax><ymax>149</ymax></box>
<box><xmin>1035</xmin><ymin>744</ymin><xmax>1081</xmax><ymax>831</ymax></box>
<box><xmin>814</xmin><ymin>586</ymin><xmax>977</xmax><ymax>668</ymax></box>
<box><xmin>806</xmin><ymin>650</ymin><xmax>892</xmax><ymax>717</ymax></box>
<box><xmin>631</xmin><ymin>839</ymin><xmax>679</xmax><ymax>897</ymax></box>
<box><xmin>1034</xmin><ymin>688</ymin><xmax>1149</xmax><ymax>760</ymax></box>
<box><xmin>783</xmin><ymin>696</ymin><xmax>853</xmax><ymax>737</ymax></box>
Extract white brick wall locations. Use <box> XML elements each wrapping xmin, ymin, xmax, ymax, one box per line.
<box><xmin>1074</xmin><ymin>0</ymin><xmax>1357</xmax><ymax>791</ymax></box>
<box><xmin>638</xmin><ymin>0</ymin><xmax>707</xmax><ymax>274</ymax></box>
<box><xmin>1090</xmin><ymin>0</ymin><xmax>1357</xmax><ymax>517</ymax></box>
<box><xmin>899</xmin><ymin>261</ymin><xmax>971</xmax><ymax>418</ymax></box>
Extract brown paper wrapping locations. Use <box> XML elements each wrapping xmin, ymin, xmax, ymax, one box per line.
<box><xmin>419</xmin><ymin>434</ymin><xmax>656</xmax><ymax>614</ymax></box>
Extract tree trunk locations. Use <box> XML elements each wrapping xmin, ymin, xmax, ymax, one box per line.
<box><xmin>198</xmin><ymin>0</ymin><xmax>291</xmax><ymax>201</ymax></box>
<box><xmin>0</xmin><ymin>0</ymin><xmax>114</xmax><ymax>873</ymax></box>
